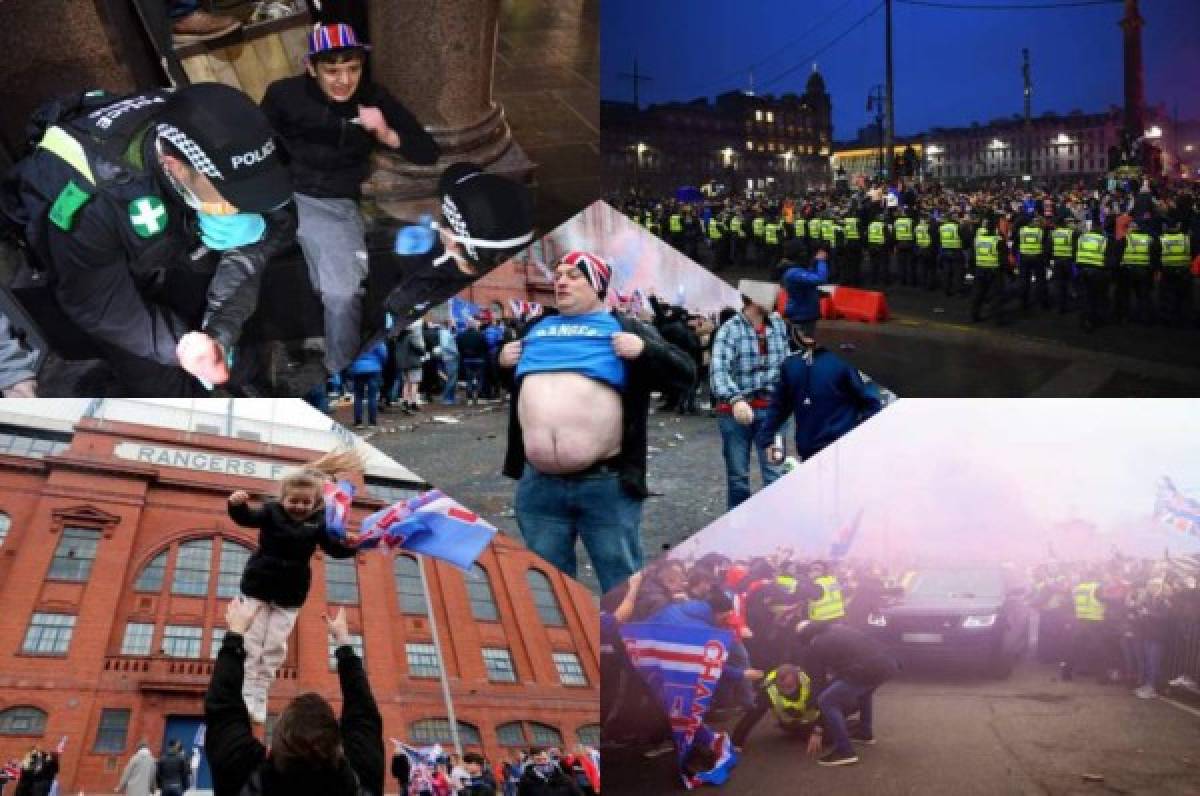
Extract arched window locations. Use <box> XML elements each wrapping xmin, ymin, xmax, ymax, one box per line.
<box><xmin>0</xmin><ymin>512</ymin><xmax>10</xmax><ymax>547</ymax></box>
<box><xmin>325</xmin><ymin>557</ymin><xmax>360</xmax><ymax>604</ymax></box>
<box><xmin>135</xmin><ymin>551</ymin><xmax>168</xmax><ymax>592</ymax></box>
<box><xmin>0</xmin><ymin>706</ymin><xmax>46</xmax><ymax>736</ymax></box>
<box><xmin>465</xmin><ymin>564</ymin><xmax>498</xmax><ymax>621</ymax></box>
<box><xmin>394</xmin><ymin>555</ymin><xmax>428</xmax><ymax>615</ymax></box>
<box><xmin>526</xmin><ymin>569</ymin><xmax>564</xmax><ymax>626</ymax></box>
<box><xmin>576</xmin><ymin>724</ymin><xmax>601</xmax><ymax>747</ymax></box>
<box><xmin>410</xmin><ymin>719</ymin><xmax>481</xmax><ymax>746</ymax></box>
<box><xmin>172</xmin><ymin>539</ymin><xmax>212</xmax><ymax>596</ymax></box>
<box><xmin>496</xmin><ymin>722</ymin><xmax>527</xmax><ymax>747</ymax></box>
<box><xmin>217</xmin><ymin>540</ymin><xmax>252</xmax><ymax>598</ymax></box>
<box><xmin>528</xmin><ymin>722</ymin><xmax>563</xmax><ymax>748</ymax></box>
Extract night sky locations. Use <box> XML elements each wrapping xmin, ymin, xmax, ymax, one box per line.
<box><xmin>600</xmin><ymin>0</ymin><xmax>1200</xmax><ymax>141</ymax></box>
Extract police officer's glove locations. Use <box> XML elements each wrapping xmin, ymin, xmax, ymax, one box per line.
<box><xmin>176</xmin><ymin>331</ymin><xmax>230</xmax><ymax>387</ymax></box>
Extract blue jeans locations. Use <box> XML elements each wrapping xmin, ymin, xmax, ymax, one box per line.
<box><xmin>461</xmin><ymin>359</ymin><xmax>485</xmax><ymax>401</ymax></box>
<box><xmin>351</xmin><ymin>373</ymin><xmax>381</xmax><ymax>425</ymax></box>
<box><xmin>1142</xmin><ymin>638</ymin><xmax>1164</xmax><ymax>689</ymax></box>
<box><xmin>718</xmin><ymin>409</ymin><xmax>785</xmax><ymax>510</ymax></box>
<box><xmin>816</xmin><ymin>679</ymin><xmax>876</xmax><ymax>757</ymax></box>
<box><xmin>515</xmin><ymin>464</ymin><xmax>644</xmax><ymax>593</ymax></box>
<box><xmin>441</xmin><ymin>356</ymin><xmax>459</xmax><ymax>403</ymax></box>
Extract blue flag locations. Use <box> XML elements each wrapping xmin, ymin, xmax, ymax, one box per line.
<box><xmin>360</xmin><ymin>490</ymin><xmax>496</xmax><ymax>571</ymax></box>
<box><xmin>449</xmin><ymin>297</ymin><xmax>482</xmax><ymax>328</ymax></box>
<box><xmin>619</xmin><ymin>622</ymin><xmax>738</xmax><ymax>789</ymax></box>
<box><xmin>829</xmin><ymin>509</ymin><xmax>864</xmax><ymax>560</ymax></box>
<box><xmin>1156</xmin><ymin>477</ymin><xmax>1200</xmax><ymax>537</ymax></box>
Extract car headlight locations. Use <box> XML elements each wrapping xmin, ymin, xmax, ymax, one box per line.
<box><xmin>867</xmin><ymin>613</ymin><xmax>887</xmax><ymax>627</ymax></box>
<box><xmin>962</xmin><ymin>614</ymin><xmax>997</xmax><ymax>628</ymax></box>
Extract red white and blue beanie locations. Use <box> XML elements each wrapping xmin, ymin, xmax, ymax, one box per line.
<box><xmin>560</xmin><ymin>251</ymin><xmax>611</xmax><ymax>297</ymax></box>
<box><xmin>307</xmin><ymin>23</ymin><xmax>371</xmax><ymax>58</ymax></box>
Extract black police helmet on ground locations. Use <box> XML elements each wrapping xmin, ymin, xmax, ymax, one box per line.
<box><xmin>439</xmin><ymin>161</ymin><xmax>534</xmax><ymax>267</ymax></box>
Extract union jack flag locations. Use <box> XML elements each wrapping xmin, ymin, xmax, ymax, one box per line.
<box><xmin>324</xmin><ymin>480</ymin><xmax>355</xmax><ymax>538</ymax></box>
<box><xmin>1155</xmin><ymin>478</ymin><xmax>1200</xmax><ymax>537</ymax></box>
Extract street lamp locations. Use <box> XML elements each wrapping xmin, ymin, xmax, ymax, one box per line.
<box><xmin>1145</xmin><ymin>126</ymin><xmax>1163</xmax><ymax>139</ymax></box>
<box><xmin>1056</xmin><ymin>133</ymin><xmax>1070</xmax><ymax>144</ymax></box>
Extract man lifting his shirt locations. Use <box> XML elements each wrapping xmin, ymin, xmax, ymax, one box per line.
<box><xmin>498</xmin><ymin>251</ymin><xmax>694</xmax><ymax>592</ymax></box>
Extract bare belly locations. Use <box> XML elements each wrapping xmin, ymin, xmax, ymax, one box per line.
<box><xmin>519</xmin><ymin>372</ymin><xmax>623</xmax><ymax>474</ymax></box>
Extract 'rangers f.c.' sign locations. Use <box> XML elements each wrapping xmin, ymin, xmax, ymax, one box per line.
<box><xmin>113</xmin><ymin>443</ymin><xmax>290</xmax><ymax>481</ymax></box>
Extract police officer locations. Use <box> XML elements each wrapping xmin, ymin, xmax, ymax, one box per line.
<box><xmin>821</xmin><ymin>214</ymin><xmax>843</xmax><ymax>284</ymax></box>
<box><xmin>893</xmin><ymin>210</ymin><xmax>916</xmax><ymax>286</ymax></box>
<box><xmin>865</xmin><ymin>214</ymin><xmax>891</xmax><ymax>287</ymax></box>
<box><xmin>914</xmin><ymin>213</ymin><xmax>937</xmax><ymax>291</ymax></box>
<box><xmin>1049</xmin><ymin>218</ymin><xmax>1077</xmax><ymax>314</ymax></box>
<box><xmin>667</xmin><ymin>205</ymin><xmax>685</xmax><ymax>252</ymax></box>
<box><xmin>1060</xmin><ymin>570</ymin><xmax>1110</xmax><ymax>683</ymax></box>
<box><xmin>1016</xmin><ymin>214</ymin><xmax>1050</xmax><ymax>312</ymax></box>
<box><xmin>970</xmin><ymin>219</ymin><xmax>1010</xmax><ymax>324</ymax></box>
<box><xmin>729</xmin><ymin>209</ymin><xmax>747</xmax><ymax>266</ymax></box>
<box><xmin>938</xmin><ymin>213</ymin><xmax>965</xmax><ymax>296</ymax></box>
<box><xmin>3</xmin><ymin>82</ymin><xmax>296</xmax><ymax>395</ymax></box>
<box><xmin>1075</xmin><ymin>224</ymin><xmax>1110</xmax><ymax>331</ymax></box>
<box><xmin>1119</xmin><ymin>221</ymin><xmax>1156</xmax><ymax>323</ymax></box>
<box><xmin>751</xmin><ymin>208</ymin><xmax>767</xmax><ymax>268</ymax></box>
<box><xmin>792</xmin><ymin>211</ymin><xmax>809</xmax><ymax>265</ymax></box>
<box><xmin>807</xmin><ymin>214</ymin><xmax>824</xmax><ymax>277</ymax></box>
<box><xmin>841</xmin><ymin>211</ymin><xmax>862</xmax><ymax>287</ymax></box>
<box><xmin>763</xmin><ymin>214</ymin><xmax>782</xmax><ymax>270</ymax></box>
<box><xmin>730</xmin><ymin>664</ymin><xmax>822</xmax><ymax>749</ymax></box>
<box><xmin>1158</xmin><ymin>221</ymin><xmax>1193</xmax><ymax>327</ymax></box>
<box><xmin>807</xmin><ymin>561</ymin><xmax>846</xmax><ymax>624</ymax></box>
<box><xmin>708</xmin><ymin>211</ymin><xmax>728</xmax><ymax>270</ymax></box>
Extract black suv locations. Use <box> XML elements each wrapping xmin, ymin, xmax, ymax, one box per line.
<box><xmin>865</xmin><ymin>567</ymin><xmax>1030</xmax><ymax>677</ymax></box>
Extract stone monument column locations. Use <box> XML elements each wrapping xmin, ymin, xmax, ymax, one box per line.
<box><xmin>364</xmin><ymin>0</ymin><xmax>534</xmax><ymax>218</ymax></box>
<box><xmin>1119</xmin><ymin>0</ymin><xmax>1145</xmax><ymax>141</ymax></box>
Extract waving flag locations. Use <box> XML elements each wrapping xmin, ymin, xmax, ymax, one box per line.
<box><xmin>324</xmin><ymin>479</ymin><xmax>355</xmax><ymax>539</ymax></box>
<box><xmin>449</xmin><ymin>297</ymin><xmax>481</xmax><ymax>327</ymax></box>
<box><xmin>394</xmin><ymin>739</ymin><xmax>443</xmax><ymax>766</ymax></box>
<box><xmin>619</xmin><ymin>622</ymin><xmax>737</xmax><ymax>789</ymax></box>
<box><xmin>829</xmin><ymin>509</ymin><xmax>864</xmax><ymax>560</ymax></box>
<box><xmin>1156</xmin><ymin>478</ymin><xmax>1200</xmax><ymax>537</ymax></box>
<box><xmin>193</xmin><ymin>724</ymin><xmax>206</xmax><ymax>750</ymax></box>
<box><xmin>55</xmin><ymin>735</ymin><xmax>67</xmax><ymax>754</ymax></box>
<box><xmin>359</xmin><ymin>490</ymin><xmax>496</xmax><ymax>571</ymax></box>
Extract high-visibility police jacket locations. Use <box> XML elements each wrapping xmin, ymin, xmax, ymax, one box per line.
<box><xmin>708</xmin><ymin>218</ymin><xmax>724</xmax><ymax>240</ymax></box>
<box><xmin>730</xmin><ymin>217</ymin><xmax>745</xmax><ymax>237</ymax></box>
<box><xmin>1073</xmin><ymin>582</ymin><xmax>1105</xmax><ymax>621</ymax></box>
<box><xmin>1160</xmin><ymin>233</ymin><xmax>1191</xmax><ymax>267</ymax></box>
<box><xmin>915</xmin><ymin>222</ymin><xmax>933</xmax><ymax>249</ymax></box>
<box><xmin>752</xmin><ymin>217</ymin><xmax>766</xmax><ymax>238</ymax></box>
<box><xmin>938</xmin><ymin>222</ymin><xmax>962</xmax><ymax>250</ymax></box>
<box><xmin>867</xmin><ymin>221</ymin><xmax>887</xmax><ymax>246</ymax></box>
<box><xmin>843</xmin><ymin>217</ymin><xmax>860</xmax><ymax>241</ymax></box>
<box><xmin>974</xmin><ymin>234</ymin><xmax>1000</xmax><ymax>268</ymax></box>
<box><xmin>794</xmin><ymin>219</ymin><xmax>807</xmax><ymax>238</ymax></box>
<box><xmin>776</xmin><ymin>575</ymin><xmax>797</xmax><ymax>593</ymax></box>
<box><xmin>669</xmin><ymin>214</ymin><xmax>683</xmax><ymax>234</ymax></box>
<box><xmin>764</xmin><ymin>669</ymin><xmax>818</xmax><ymax>725</ymax></box>
<box><xmin>808</xmin><ymin>218</ymin><xmax>822</xmax><ymax>239</ymax></box>
<box><xmin>1018</xmin><ymin>226</ymin><xmax>1044</xmax><ymax>256</ymax></box>
<box><xmin>764</xmin><ymin>222</ymin><xmax>780</xmax><ymax>246</ymax></box>
<box><xmin>894</xmin><ymin>217</ymin><xmax>914</xmax><ymax>242</ymax></box>
<box><xmin>1051</xmin><ymin>228</ymin><xmax>1075</xmax><ymax>259</ymax></box>
<box><xmin>808</xmin><ymin>576</ymin><xmax>846</xmax><ymax>621</ymax></box>
<box><xmin>1075</xmin><ymin>232</ymin><xmax>1106</xmax><ymax>267</ymax></box>
<box><xmin>1121</xmin><ymin>232</ymin><xmax>1152</xmax><ymax>266</ymax></box>
<box><xmin>820</xmin><ymin>219</ymin><xmax>834</xmax><ymax>244</ymax></box>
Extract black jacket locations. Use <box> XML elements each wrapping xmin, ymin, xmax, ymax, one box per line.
<box><xmin>204</xmin><ymin>632</ymin><xmax>384</xmax><ymax>796</ymax></box>
<box><xmin>456</xmin><ymin>328</ymin><xmax>488</xmax><ymax>360</ymax></box>
<box><xmin>389</xmin><ymin>753</ymin><xmax>410</xmax><ymax>788</ymax></box>
<box><xmin>261</xmin><ymin>75</ymin><xmax>440</xmax><ymax>199</ymax></box>
<box><xmin>157</xmin><ymin>751</ymin><xmax>192</xmax><ymax>790</ymax></box>
<box><xmin>500</xmin><ymin>311</ymin><xmax>696</xmax><ymax>499</ymax></box>
<box><xmin>799</xmin><ymin>622</ymin><xmax>898</xmax><ymax>689</ymax></box>
<box><xmin>229</xmin><ymin>500</ymin><xmax>358</xmax><ymax>608</ymax></box>
<box><xmin>517</xmin><ymin>764</ymin><xmax>582</xmax><ymax>796</ymax></box>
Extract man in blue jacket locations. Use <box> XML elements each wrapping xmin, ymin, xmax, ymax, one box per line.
<box><xmin>756</xmin><ymin>333</ymin><xmax>881</xmax><ymax>465</ymax></box>
<box><xmin>778</xmin><ymin>240</ymin><xmax>829</xmax><ymax>350</ymax></box>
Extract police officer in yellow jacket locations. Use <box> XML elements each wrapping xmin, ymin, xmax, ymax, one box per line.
<box><xmin>1015</xmin><ymin>214</ymin><xmax>1051</xmax><ymax>312</ymax></box>
<box><xmin>1</xmin><ymin>83</ymin><xmax>297</xmax><ymax>395</ymax></box>
<box><xmin>807</xmin><ymin>560</ymin><xmax>846</xmax><ymax>624</ymax></box>
<box><xmin>1060</xmin><ymin>570</ymin><xmax>1112</xmax><ymax>683</ymax></box>
<box><xmin>970</xmin><ymin>219</ymin><xmax>1011</xmax><ymax>324</ymax></box>
<box><xmin>1158</xmin><ymin>221</ymin><xmax>1194</xmax><ymax>327</ymax></box>
<box><xmin>1049</xmin><ymin>218</ymin><xmax>1077</xmax><ymax>315</ymax></box>
<box><xmin>731</xmin><ymin>664</ymin><xmax>823</xmax><ymax>748</ymax></box>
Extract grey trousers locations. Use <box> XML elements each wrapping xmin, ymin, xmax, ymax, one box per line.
<box><xmin>295</xmin><ymin>193</ymin><xmax>369</xmax><ymax>374</ymax></box>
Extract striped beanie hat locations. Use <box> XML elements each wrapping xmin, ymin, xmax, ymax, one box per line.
<box><xmin>308</xmin><ymin>23</ymin><xmax>371</xmax><ymax>58</ymax></box>
<box><xmin>560</xmin><ymin>251</ymin><xmax>611</xmax><ymax>297</ymax></box>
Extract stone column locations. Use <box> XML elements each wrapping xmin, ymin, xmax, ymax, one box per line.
<box><xmin>364</xmin><ymin>0</ymin><xmax>534</xmax><ymax>219</ymax></box>
<box><xmin>1119</xmin><ymin>0</ymin><xmax>1145</xmax><ymax>141</ymax></box>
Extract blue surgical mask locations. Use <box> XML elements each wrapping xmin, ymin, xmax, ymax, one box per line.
<box><xmin>198</xmin><ymin>211</ymin><xmax>266</xmax><ymax>250</ymax></box>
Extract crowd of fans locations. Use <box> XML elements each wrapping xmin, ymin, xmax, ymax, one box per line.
<box><xmin>617</xmin><ymin>174</ymin><xmax>1200</xmax><ymax>331</ymax></box>
<box><xmin>391</xmin><ymin>744</ymin><xmax>599</xmax><ymax>796</ymax></box>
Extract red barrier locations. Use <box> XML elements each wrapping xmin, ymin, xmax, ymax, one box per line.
<box><xmin>819</xmin><ymin>295</ymin><xmax>839</xmax><ymax>320</ymax></box>
<box><xmin>831</xmin><ymin>287</ymin><xmax>889</xmax><ymax>323</ymax></box>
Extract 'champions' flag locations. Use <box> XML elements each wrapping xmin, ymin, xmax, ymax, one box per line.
<box><xmin>1155</xmin><ymin>478</ymin><xmax>1200</xmax><ymax>537</ymax></box>
<box><xmin>324</xmin><ymin>479</ymin><xmax>355</xmax><ymax>538</ymax></box>
<box><xmin>619</xmin><ymin>622</ymin><xmax>738</xmax><ymax>789</ymax></box>
<box><xmin>829</xmin><ymin>509</ymin><xmax>864</xmax><ymax>560</ymax></box>
<box><xmin>359</xmin><ymin>490</ymin><xmax>496</xmax><ymax>571</ymax></box>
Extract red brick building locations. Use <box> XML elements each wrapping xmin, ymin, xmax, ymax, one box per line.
<box><xmin>0</xmin><ymin>406</ymin><xmax>600</xmax><ymax>793</ymax></box>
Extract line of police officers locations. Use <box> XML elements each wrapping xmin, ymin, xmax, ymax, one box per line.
<box><xmin>626</xmin><ymin>199</ymin><xmax>1196</xmax><ymax>331</ymax></box>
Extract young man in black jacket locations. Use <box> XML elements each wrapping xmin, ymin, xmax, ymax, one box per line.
<box><xmin>155</xmin><ymin>739</ymin><xmax>191</xmax><ymax>796</ymax></box>
<box><xmin>497</xmin><ymin>251</ymin><xmax>695</xmax><ymax>592</ymax></box>
<box><xmin>261</xmin><ymin>23</ymin><xmax>440</xmax><ymax>378</ymax></box>
<box><xmin>205</xmin><ymin>599</ymin><xmax>384</xmax><ymax>796</ymax></box>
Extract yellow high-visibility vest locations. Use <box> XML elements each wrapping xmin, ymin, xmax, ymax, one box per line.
<box><xmin>1075</xmin><ymin>232</ymin><xmax>1106</xmax><ymax>267</ymax></box>
<box><xmin>808</xmin><ymin>576</ymin><xmax>846</xmax><ymax>621</ymax></box>
<box><xmin>1073</xmin><ymin>582</ymin><xmax>1105</xmax><ymax>621</ymax></box>
<box><xmin>708</xmin><ymin>219</ymin><xmax>723</xmax><ymax>240</ymax></box>
<box><xmin>939</xmin><ymin>222</ymin><xmax>962</xmax><ymax>250</ymax></box>
<box><xmin>752</xmin><ymin>217</ymin><xmax>766</xmax><ymax>238</ymax></box>
<box><xmin>867</xmin><ymin>221</ymin><xmax>886</xmax><ymax>245</ymax></box>
<box><xmin>730</xmin><ymin>217</ymin><xmax>745</xmax><ymax>237</ymax></box>
<box><xmin>1051</xmin><ymin>229</ymin><xmax>1074</xmax><ymax>259</ymax></box>
<box><xmin>794</xmin><ymin>219</ymin><xmax>807</xmax><ymax>238</ymax></box>
<box><xmin>1018</xmin><ymin>226</ymin><xmax>1044</xmax><ymax>256</ymax></box>
<box><xmin>1160</xmin><ymin>233</ymin><xmax>1191</xmax><ymax>267</ymax></box>
<box><xmin>915</xmin><ymin>222</ymin><xmax>932</xmax><ymax>249</ymax></box>
<box><xmin>1121</xmin><ymin>232</ymin><xmax>1152</xmax><ymax>266</ymax></box>
<box><xmin>894</xmin><ymin>217</ymin><xmax>914</xmax><ymax>241</ymax></box>
<box><xmin>843</xmin><ymin>217</ymin><xmax>860</xmax><ymax>240</ymax></box>
<box><xmin>764</xmin><ymin>669</ymin><xmax>818</xmax><ymax>725</ymax></box>
<box><xmin>974</xmin><ymin>234</ymin><xmax>1000</xmax><ymax>268</ymax></box>
<box><xmin>669</xmin><ymin>214</ymin><xmax>683</xmax><ymax>233</ymax></box>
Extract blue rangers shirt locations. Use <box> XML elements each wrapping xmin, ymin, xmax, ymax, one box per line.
<box><xmin>516</xmin><ymin>311</ymin><xmax>627</xmax><ymax>390</ymax></box>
